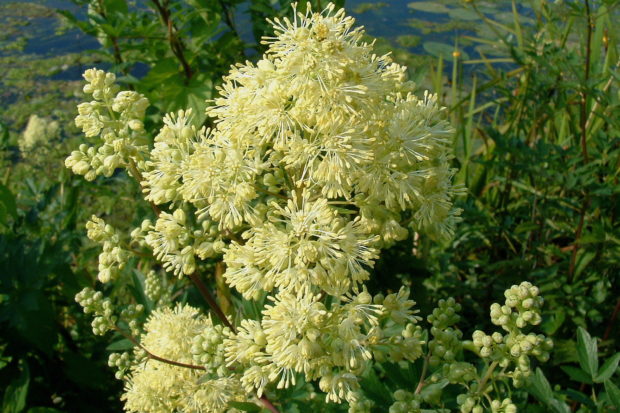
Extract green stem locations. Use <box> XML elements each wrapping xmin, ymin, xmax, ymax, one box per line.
<box><xmin>414</xmin><ymin>354</ymin><xmax>431</xmax><ymax>394</ymax></box>
<box><xmin>568</xmin><ymin>0</ymin><xmax>594</xmax><ymax>282</ymax></box>
<box><xmin>127</xmin><ymin>158</ymin><xmax>161</xmax><ymax>216</ymax></box>
<box><xmin>477</xmin><ymin>361</ymin><xmax>499</xmax><ymax>394</ymax></box>
<box><xmin>149</xmin><ymin>0</ymin><xmax>193</xmax><ymax>82</ymax></box>
<box><xmin>253</xmin><ymin>183</ymin><xmax>288</xmax><ymax>200</ymax></box>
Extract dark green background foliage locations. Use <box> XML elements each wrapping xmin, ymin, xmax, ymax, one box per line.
<box><xmin>0</xmin><ymin>0</ymin><xmax>618</xmax><ymax>412</ymax></box>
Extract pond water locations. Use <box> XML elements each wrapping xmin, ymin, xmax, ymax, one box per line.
<box><xmin>1</xmin><ymin>0</ymin><xmax>525</xmax><ymax>73</ymax></box>
<box><xmin>0</xmin><ymin>0</ymin><xmax>530</xmax><ymax>129</ymax></box>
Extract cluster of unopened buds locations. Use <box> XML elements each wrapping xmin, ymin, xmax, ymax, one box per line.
<box><xmin>143</xmin><ymin>270</ymin><xmax>171</xmax><ymax>304</ymax></box>
<box><xmin>85</xmin><ymin>216</ymin><xmax>130</xmax><ymax>283</ymax></box>
<box><xmin>383</xmin><ymin>282</ymin><xmax>551</xmax><ymax>413</ymax></box>
<box><xmin>473</xmin><ymin>281</ymin><xmax>553</xmax><ymax>387</ymax></box>
<box><xmin>108</xmin><ymin>352</ymin><xmax>132</xmax><ymax>380</ymax></box>
<box><xmin>65</xmin><ymin>69</ymin><xmax>148</xmax><ymax>180</ymax></box>
<box><xmin>390</xmin><ymin>389</ymin><xmax>422</xmax><ymax>413</ymax></box>
<box><xmin>457</xmin><ymin>395</ymin><xmax>517</xmax><ymax>413</ymax></box>
<box><xmin>75</xmin><ymin>288</ymin><xmax>117</xmax><ymax>335</ymax></box>
<box><xmin>428</xmin><ymin>297</ymin><xmax>463</xmax><ymax>366</ymax></box>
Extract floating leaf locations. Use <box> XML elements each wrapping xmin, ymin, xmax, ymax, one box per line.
<box><xmin>396</xmin><ymin>34</ymin><xmax>421</xmax><ymax>48</ymax></box>
<box><xmin>423</xmin><ymin>41</ymin><xmax>454</xmax><ymax>57</ymax></box>
<box><xmin>448</xmin><ymin>8</ymin><xmax>479</xmax><ymax>21</ymax></box>
<box><xmin>352</xmin><ymin>2</ymin><xmax>388</xmax><ymax>14</ymax></box>
<box><xmin>407</xmin><ymin>2</ymin><xmax>450</xmax><ymax>13</ymax></box>
<box><xmin>423</xmin><ymin>41</ymin><xmax>469</xmax><ymax>60</ymax></box>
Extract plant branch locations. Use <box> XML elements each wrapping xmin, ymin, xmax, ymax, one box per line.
<box><xmin>149</xmin><ymin>0</ymin><xmax>193</xmax><ymax>82</ymax></box>
<box><xmin>113</xmin><ymin>325</ymin><xmax>206</xmax><ymax>370</ymax></box>
<box><xmin>188</xmin><ymin>271</ymin><xmax>236</xmax><ymax>333</ymax></box>
<box><xmin>260</xmin><ymin>396</ymin><xmax>280</xmax><ymax>413</ymax></box>
<box><xmin>569</xmin><ymin>0</ymin><xmax>594</xmax><ymax>282</ymax></box>
<box><xmin>216</xmin><ymin>0</ymin><xmax>244</xmax><ymax>50</ymax></box>
<box><xmin>603</xmin><ymin>297</ymin><xmax>620</xmax><ymax>341</ymax></box>
<box><xmin>579</xmin><ymin>0</ymin><xmax>592</xmax><ymax>164</ymax></box>
<box><xmin>127</xmin><ymin>159</ymin><xmax>161</xmax><ymax>216</ymax></box>
<box><xmin>477</xmin><ymin>361</ymin><xmax>499</xmax><ymax>394</ymax></box>
<box><xmin>414</xmin><ymin>354</ymin><xmax>430</xmax><ymax>394</ymax></box>
<box><xmin>95</xmin><ymin>0</ymin><xmax>127</xmax><ymax>75</ymax></box>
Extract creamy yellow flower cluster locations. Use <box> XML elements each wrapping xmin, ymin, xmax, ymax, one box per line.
<box><xmin>86</xmin><ymin>215</ymin><xmax>131</xmax><ymax>283</ymax></box>
<box><xmin>138</xmin><ymin>2</ymin><xmax>459</xmax><ymax>285</ymax></box>
<box><xmin>68</xmin><ymin>2</ymin><xmax>467</xmax><ymax>411</ymax></box>
<box><xmin>20</xmin><ymin>114</ymin><xmax>59</xmax><ymax>152</ymax></box>
<box><xmin>122</xmin><ymin>305</ymin><xmax>247</xmax><ymax>413</ymax></box>
<box><xmin>225</xmin><ymin>287</ymin><xmax>422</xmax><ymax>403</ymax></box>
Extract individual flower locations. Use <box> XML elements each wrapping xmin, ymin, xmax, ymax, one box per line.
<box><xmin>224</xmin><ymin>194</ymin><xmax>379</xmax><ymax>298</ymax></box>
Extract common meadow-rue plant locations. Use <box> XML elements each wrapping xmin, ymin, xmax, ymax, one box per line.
<box><xmin>67</xmin><ymin>3</ymin><xmax>551</xmax><ymax>412</ymax></box>
<box><xmin>20</xmin><ymin>114</ymin><xmax>59</xmax><ymax>153</ymax></box>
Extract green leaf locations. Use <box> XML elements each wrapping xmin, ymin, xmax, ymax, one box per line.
<box><xmin>528</xmin><ymin>368</ymin><xmax>554</xmax><ymax>403</ymax></box>
<box><xmin>542</xmin><ymin>307</ymin><xmax>565</xmax><ymax>335</ymax></box>
<box><xmin>0</xmin><ymin>121</ymin><xmax>9</xmax><ymax>146</ymax></box>
<box><xmin>576</xmin><ymin>327</ymin><xmax>598</xmax><ymax>378</ymax></box>
<box><xmin>359</xmin><ymin>367</ymin><xmax>393</xmax><ymax>405</ymax></box>
<box><xmin>6</xmin><ymin>291</ymin><xmax>57</xmax><ymax>355</ymax></box>
<box><xmin>141</xmin><ymin>59</ymin><xmax>181</xmax><ymax>87</ymax></box>
<box><xmin>560</xmin><ymin>365</ymin><xmax>592</xmax><ymax>384</ymax></box>
<box><xmin>62</xmin><ymin>352</ymin><xmax>107</xmax><ymax>390</ymax></box>
<box><xmin>527</xmin><ymin>369</ymin><xmax>572</xmax><ymax>413</ymax></box>
<box><xmin>562</xmin><ymin>389</ymin><xmax>595</xmax><ymax>410</ymax></box>
<box><xmin>419</xmin><ymin>379</ymin><xmax>448</xmax><ymax>405</ymax></box>
<box><xmin>106</xmin><ymin>339</ymin><xmax>134</xmax><ymax>351</ymax></box>
<box><xmin>103</xmin><ymin>0</ymin><xmax>128</xmax><ymax>14</ymax></box>
<box><xmin>408</xmin><ymin>2</ymin><xmax>450</xmax><ymax>13</ymax></box>
<box><xmin>2</xmin><ymin>361</ymin><xmax>29</xmax><ymax>413</ymax></box>
<box><xmin>56</xmin><ymin>10</ymin><xmax>98</xmax><ymax>35</ymax></box>
<box><xmin>0</xmin><ymin>184</ymin><xmax>17</xmax><ymax>220</ymax></box>
<box><xmin>605</xmin><ymin>380</ymin><xmax>620</xmax><ymax>408</ymax></box>
<box><xmin>27</xmin><ymin>408</ymin><xmax>64</xmax><ymax>413</ymax></box>
<box><xmin>595</xmin><ymin>353</ymin><xmax>620</xmax><ymax>383</ymax></box>
<box><xmin>574</xmin><ymin>250</ymin><xmax>596</xmax><ymax>278</ymax></box>
<box><xmin>130</xmin><ymin>270</ymin><xmax>150</xmax><ymax>311</ymax></box>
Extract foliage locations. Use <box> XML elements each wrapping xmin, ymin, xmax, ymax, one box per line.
<box><xmin>0</xmin><ymin>126</ymin><xmax>130</xmax><ymax>411</ymax></box>
<box><xmin>412</xmin><ymin>0</ymin><xmax>620</xmax><ymax>410</ymax></box>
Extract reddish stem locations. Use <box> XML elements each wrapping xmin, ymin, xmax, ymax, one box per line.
<box><xmin>188</xmin><ymin>272</ymin><xmax>236</xmax><ymax>333</ymax></box>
